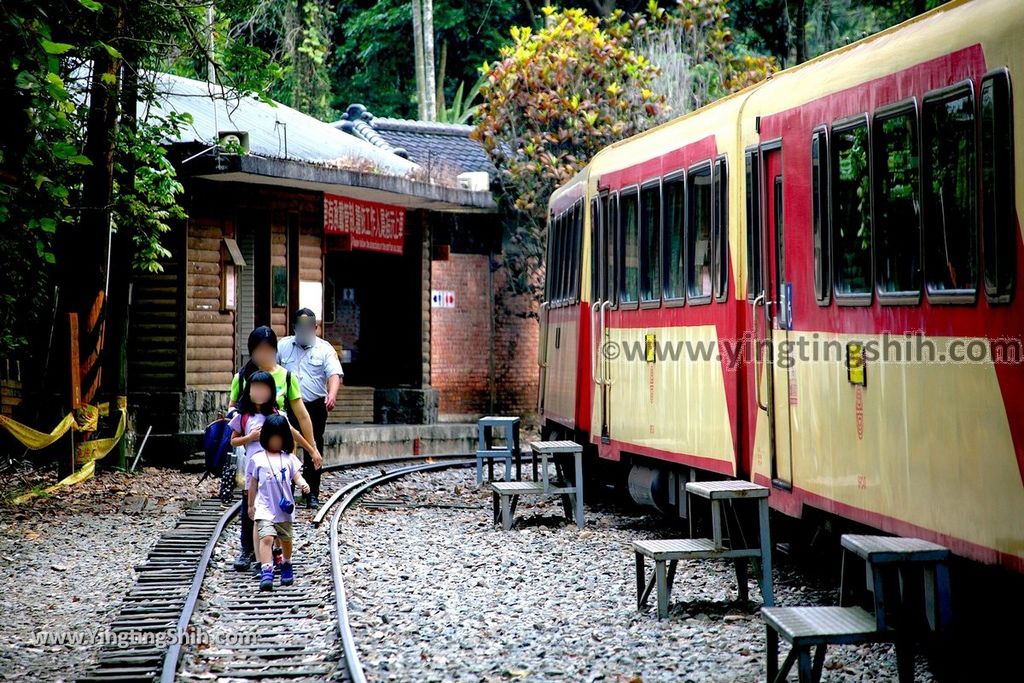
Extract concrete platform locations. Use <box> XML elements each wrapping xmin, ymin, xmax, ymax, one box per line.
<box><xmin>322</xmin><ymin>422</ymin><xmax>478</xmax><ymax>465</ymax></box>
<box><xmin>162</xmin><ymin>422</ymin><xmax>478</xmax><ymax>470</ymax></box>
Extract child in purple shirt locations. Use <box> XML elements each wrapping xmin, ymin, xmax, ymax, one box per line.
<box><xmin>247</xmin><ymin>414</ymin><xmax>309</xmax><ymax>591</ymax></box>
<box><xmin>229</xmin><ymin>371</ymin><xmax>317</xmax><ymax>575</ymax></box>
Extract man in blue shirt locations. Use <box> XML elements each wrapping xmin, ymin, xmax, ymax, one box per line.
<box><xmin>278</xmin><ymin>308</ymin><xmax>343</xmax><ymax>508</ymax></box>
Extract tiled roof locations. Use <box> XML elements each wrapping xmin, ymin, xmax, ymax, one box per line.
<box><xmin>334</xmin><ymin>104</ymin><xmax>496</xmax><ymax>179</ymax></box>
<box><xmin>148</xmin><ymin>74</ymin><xmax>417</xmax><ymax>175</ymax></box>
<box><xmin>142</xmin><ymin>75</ymin><xmax>494</xmax><ymax>211</ymax></box>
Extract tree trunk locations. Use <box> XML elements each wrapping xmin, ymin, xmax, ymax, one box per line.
<box><xmin>411</xmin><ymin>0</ymin><xmax>426</xmax><ymax>120</ymax></box>
<box><xmin>285</xmin><ymin>2</ymin><xmax>301</xmax><ymax>111</ymax></box>
<box><xmin>422</xmin><ymin>0</ymin><xmax>437</xmax><ymax>121</ymax></box>
<box><xmin>97</xmin><ymin>55</ymin><xmax>138</xmax><ymax>472</ymax></box>
<box><xmin>57</xmin><ymin>2</ymin><xmax>124</xmax><ymax>473</ymax></box>
<box><xmin>783</xmin><ymin>0</ymin><xmax>808</xmax><ymax>65</ymax></box>
<box><xmin>436</xmin><ymin>40</ymin><xmax>447</xmax><ymax>121</ymax></box>
<box><xmin>794</xmin><ymin>0</ymin><xmax>808</xmax><ymax>64</ymax></box>
<box><xmin>206</xmin><ymin>2</ymin><xmax>216</xmax><ymax>83</ymax></box>
<box><xmin>822</xmin><ymin>0</ymin><xmax>833</xmax><ymax>53</ymax></box>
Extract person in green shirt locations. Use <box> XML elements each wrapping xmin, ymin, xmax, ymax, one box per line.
<box><xmin>228</xmin><ymin>326</ymin><xmax>323</xmax><ymax>572</ymax></box>
<box><xmin>228</xmin><ymin>326</ymin><xmax>322</xmax><ymax>465</ymax></box>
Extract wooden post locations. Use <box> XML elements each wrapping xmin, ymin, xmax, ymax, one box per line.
<box><xmin>62</xmin><ymin>313</ymin><xmax>81</xmax><ymax>478</ymax></box>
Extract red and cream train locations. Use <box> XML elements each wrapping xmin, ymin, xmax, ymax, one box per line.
<box><xmin>538</xmin><ymin>0</ymin><xmax>1024</xmax><ymax>572</ymax></box>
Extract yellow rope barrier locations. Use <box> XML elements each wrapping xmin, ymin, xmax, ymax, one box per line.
<box><xmin>3</xmin><ymin>396</ymin><xmax>129</xmax><ymax>504</ymax></box>
<box><xmin>0</xmin><ymin>412</ymin><xmax>77</xmax><ymax>450</ymax></box>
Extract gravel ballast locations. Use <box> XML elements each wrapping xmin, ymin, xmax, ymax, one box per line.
<box><xmin>338</xmin><ymin>467</ymin><xmax>937</xmax><ymax>682</ymax></box>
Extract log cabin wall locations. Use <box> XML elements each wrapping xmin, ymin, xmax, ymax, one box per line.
<box><xmin>186</xmin><ymin>212</ymin><xmax>235</xmax><ymax>390</ymax></box>
<box><xmin>270</xmin><ymin>218</ymin><xmax>287</xmax><ymax>337</ymax></box>
<box><xmin>128</xmin><ymin>181</ymin><xmax>325</xmax><ymax>438</ymax></box>
<box><xmin>126</xmin><ymin>219</ymin><xmax>187</xmax><ymax>437</ymax></box>
<box><xmin>129</xmin><ymin>219</ymin><xmax>186</xmax><ymax>392</ymax></box>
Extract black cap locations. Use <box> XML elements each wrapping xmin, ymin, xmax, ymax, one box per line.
<box><xmin>293</xmin><ymin>308</ymin><xmax>317</xmax><ymax>324</ymax></box>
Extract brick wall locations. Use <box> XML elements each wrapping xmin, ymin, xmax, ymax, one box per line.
<box><xmin>431</xmin><ymin>253</ymin><xmax>491</xmax><ymax>416</ymax></box>
<box><xmin>430</xmin><ymin>255</ymin><xmax>539</xmax><ymax>422</ymax></box>
<box><xmin>492</xmin><ymin>267</ymin><xmax>539</xmax><ymax>423</ymax></box>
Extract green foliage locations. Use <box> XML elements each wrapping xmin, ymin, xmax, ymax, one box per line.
<box><xmin>0</xmin><ymin>2</ymin><xmax>86</xmax><ymax>352</ymax></box>
<box><xmin>732</xmin><ymin>0</ymin><xmax>944</xmax><ymax>66</ymax></box>
<box><xmin>164</xmin><ymin>1</ymin><xmax>329</xmax><ymax>115</ymax></box>
<box><xmin>475</xmin><ymin>2</ymin><xmax>776</xmax><ymax>304</ymax></box>
<box><xmin>112</xmin><ymin>111</ymin><xmax>191</xmax><ymax>273</ymax></box>
<box><xmin>636</xmin><ymin>0</ymin><xmax>777</xmax><ymax>115</ymax></box>
<box><xmin>436</xmin><ymin>72</ymin><xmax>486</xmax><ymax>125</ymax></box>
<box><xmin>474</xmin><ymin>6</ymin><xmax>665</xmax><ymax>300</ymax></box>
<box><xmin>0</xmin><ymin>0</ymin><xmax>277</xmax><ymax>358</ymax></box>
<box><xmin>331</xmin><ymin>0</ymin><xmax>531</xmax><ymax>119</ymax></box>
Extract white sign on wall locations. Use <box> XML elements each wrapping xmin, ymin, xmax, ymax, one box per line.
<box><xmin>299</xmin><ymin>280</ymin><xmax>324</xmax><ymax>320</ymax></box>
<box><xmin>431</xmin><ymin>290</ymin><xmax>455</xmax><ymax>308</ymax></box>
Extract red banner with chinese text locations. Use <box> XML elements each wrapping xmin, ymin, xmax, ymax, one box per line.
<box><xmin>323</xmin><ymin>193</ymin><xmax>405</xmax><ymax>254</ymax></box>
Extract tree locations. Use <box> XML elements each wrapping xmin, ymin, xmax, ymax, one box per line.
<box><xmin>731</xmin><ymin>0</ymin><xmax>945</xmax><ymax>67</ymax></box>
<box><xmin>179</xmin><ymin>1</ymin><xmax>332</xmax><ymax>119</ymax></box>
<box><xmin>474</xmin><ymin>6</ymin><xmax>665</xmax><ymax>303</ymax></box>
<box><xmin>635</xmin><ymin>0</ymin><xmax>777</xmax><ymax>117</ymax></box>
<box><xmin>1</xmin><ymin>0</ymin><xmax>278</xmax><ymax>469</ymax></box>
<box><xmin>475</xmin><ymin>3</ymin><xmax>776</xmax><ymax>308</ymax></box>
<box><xmin>330</xmin><ymin>0</ymin><xmax>532</xmax><ymax>119</ymax></box>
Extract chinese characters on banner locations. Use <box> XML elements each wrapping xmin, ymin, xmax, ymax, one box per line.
<box><xmin>323</xmin><ymin>193</ymin><xmax>405</xmax><ymax>254</ymax></box>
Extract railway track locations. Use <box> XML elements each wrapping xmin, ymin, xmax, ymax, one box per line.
<box><xmin>76</xmin><ymin>455</ymin><xmax>473</xmax><ymax>683</ymax></box>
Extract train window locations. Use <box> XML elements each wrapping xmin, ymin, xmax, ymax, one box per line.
<box><xmin>640</xmin><ymin>182</ymin><xmax>662</xmax><ymax>303</ymax></box>
<box><xmin>811</xmin><ymin>128</ymin><xmax>831</xmax><ymax>304</ymax></box>
<box><xmin>619</xmin><ymin>188</ymin><xmax>640</xmax><ymax>305</ymax></box>
<box><xmin>577</xmin><ymin>200</ymin><xmax>585</xmax><ymax>301</ymax></box>
<box><xmin>548</xmin><ymin>212</ymin><xmax>561</xmax><ymax>304</ymax></box>
<box><xmin>873</xmin><ymin>102</ymin><xmax>921</xmax><ymax>301</ymax></box>
<box><xmin>606</xmin><ymin>193</ymin><xmax>617</xmax><ymax>307</ymax></box>
<box><xmin>923</xmin><ymin>82</ymin><xmax>977</xmax><ymax>301</ymax></box>
<box><xmin>831</xmin><ymin>115</ymin><xmax>872</xmax><ymax>302</ymax></box>
<box><xmin>591</xmin><ymin>197</ymin><xmax>601</xmax><ymax>302</ymax></box>
<box><xmin>687</xmin><ymin>162</ymin><xmax>713</xmax><ymax>303</ymax></box>
<box><xmin>981</xmin><ymin>69</ymin><xmax>1015</xmax><ymax>303</ymax></box>
<box><xmin>557</xmin><ymin>209</ymin><xmax>565</xmax><ymax>303</ymax></box>
<box><xmin>555</xmin><ymin>211</ymin><xmax>565</xmax><ymax>304</ymax></box>
<box><xmin>745</xmin><ymin>150</ymin><xmax>762</xmax><ymax>301</ymax></box>
<box><xmin>713</xmin><ymin>157</ymin><xmax>729</xmax><ymax>302</ymax></box>
<box><xmin>567</xmin><ymin>204</ymin><xmax>578</xmax><ymax>302</ymax></box>
<box><xmin>662</xmin><ymin>174</ymin><xmax>686</xmax><ymax>301</ymax></box>
<box><xmin>560</xmin><ymin>210</ymin><xmax>571</xmax><ymax>304</ymax></box>
<box><xmin>548</xmin><ymin>210</ymin><xmax>557</xmax><ymax>301</ymax></box>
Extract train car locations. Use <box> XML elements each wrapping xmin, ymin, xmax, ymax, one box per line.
<box><xmin>537</xmin><ymin>0</ymin><xmax>1024</xmax><ymax>572</ymax></box>
<box><xmin>540</xmin><ymin>168</ymin><xmax>591</xmax><ymax>437</ymax></box>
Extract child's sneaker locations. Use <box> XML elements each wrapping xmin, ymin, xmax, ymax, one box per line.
<box><xmin>272</xmin><ymin>546</ymin><xmax>283</xmax><ymax>572</ymax></box>
<box><xmin>259</xmin><ymin>566</ymin><xmax>274</xmax><ymax>591</ymax></box>
<box><xmin>280</xmin><ymin>561</ymin><xmax>294</xmax><ymax>586</ymax></box>
<box><xmin>250</xmin><ymin>560</ymin><xmax>261</xmax><ymax>577</ymax></box>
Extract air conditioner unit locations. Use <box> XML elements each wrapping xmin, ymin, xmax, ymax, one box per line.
<box><xmin>218</xmin><ymin>130</ymin><xmax>250</xmax><ymax>154</ymax></box>
<box><xmin>457</xmin><ymin>171</ymin><xmax>489</xmax><ymax>192</ymax></box>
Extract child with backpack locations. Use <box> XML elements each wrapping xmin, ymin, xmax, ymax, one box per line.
<box><xmin>246</xmin><ymin>413</ymin><xmax>309</xmax><ymax>591</ymax></box>
<box><xmin>229</xmin><ymin>370</ymin><xmax>318</xmax><ymax>574</ymax></box>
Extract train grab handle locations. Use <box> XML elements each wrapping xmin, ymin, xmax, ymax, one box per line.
<box><xmin>591</xmin><ymin>301</ymin><xmax>602</xmax><ymax>385</ymax></box>
<box><xmin>600</xmin><ymin>300</ymin><xmax>614</xmax><ymax>386</ymax></box>
<box><xmin>752</xmin><ymin>293</ymin><xmax>769</xmax><ymax>412</ymax></box>
<box><xmin>538</xmin><ymin>301</ymin><xmax>550</xmax><ymax>369</ymax></box>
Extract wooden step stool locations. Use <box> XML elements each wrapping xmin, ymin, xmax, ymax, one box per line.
<box><xmin>475</xmin><ymin>416</ymin><xmax>521</xmax><ymax>485</ymax></box>
<box><xmin>762</xmin><ymin>605</ymin><xmax>911</xmax><ymax>683</ymax></box>
<box><xmin>634</xmin><ymin>479</ymin><xmax>773</xmax><ymax>619</ymax></box>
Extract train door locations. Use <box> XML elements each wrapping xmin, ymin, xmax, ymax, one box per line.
<box><xmin>759</xmin><ymin>145</ymin><xmax>794</xmax><ymax>486</ymax></box>
<box><xmin>589</xmin><ymin>196</ymin><xmax>606</xmax><ymax>442</ymax></box>
<box><xmin>538</xmin><ymin>211</ymin><xmax>554</xmax><ymax>415</ymax></box>
<box><xmin>598</xmin><ymin>192</ymin><xmax>616</xmax><ymax>446</ymax></box>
